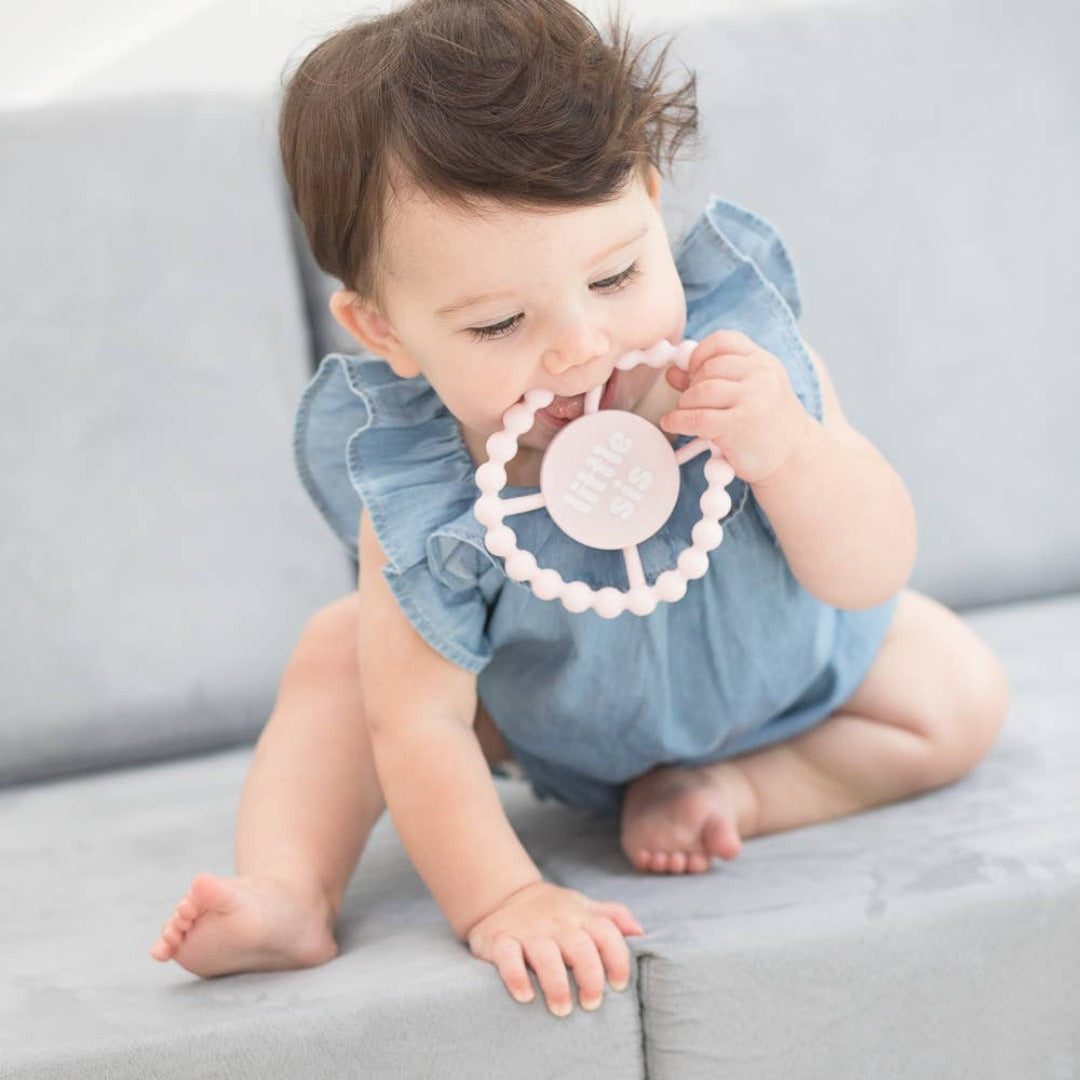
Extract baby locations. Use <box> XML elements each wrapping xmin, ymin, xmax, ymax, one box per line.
<box><xmin>151</xmin><ymin>0</ymin><xmax>1009</xmax><ymax>1018</ymax></box>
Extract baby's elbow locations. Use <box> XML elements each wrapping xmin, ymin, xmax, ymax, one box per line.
<box><xmin>828</xmin><ymin>508</ymin><xmax>917</xmax><ymax>610</ymax></box>
<box><xmin>803</xmin><ymin>546</ymin><xmax>916</xmax><ymax>611</ymax></box>
<box><xmin>823</xmin><ymin>580</ymin><xmax>906</xmax><ymax>611</ymax></box>
<box><xmin>806</xmin><ymin>580</ymin><xmax>897</xmax><ymax>611</ymax></box>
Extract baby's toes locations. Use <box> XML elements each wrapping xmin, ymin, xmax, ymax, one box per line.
<box><xmin>170</xmin><ymin>909</ymin><xmax>194</xmax><ymax>934</ymax></box>
<box><xmin>161</xmin><ymin>924</ymin><xmax>185</xmax><ymax>949</ymax></box>
<box><xmin>177</xmin><ymin>897</ymin><xmax>199</xmax><ymax>922</ymax></box>
<box><xmin>647</xmin><ymin>851</ymin><xmax>671</xmax><ymax>873</ymax></box>
<box><xmin>150</xmin><ymin>928</ymin><xmax>181</xmax><ymax>961</ymax></box>
<box><xmin>667</xmin><ymin>851</ymin><xmax>688</xmax><ymax>874</ymax></box>
<box><xmin>687</xmin><ymin>852</ymin><xmax>711</xmax><ymax>874</ymax></box>
<box><xmin>162</xmin><ymin>911</ymin><xmax>187</xmax><ymax>937</ymax></box>
<box><xmin>149</xmin><ymin>937</ymin><xmax>172</xmax><ymax>961</ymax></box>
<box><xmin>192</xmin><ymin>872</ymin><xmax>232</xmax><ymax>907</ymax></box>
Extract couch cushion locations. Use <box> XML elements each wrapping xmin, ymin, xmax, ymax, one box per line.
<box><xmin>1</xmin><ymin>592</ymin><xmax>1076</xmax><ymax>1077</ymax></box>
<box><xmin>555</xmin><ymin>592</ymin><xmax>1080</xmax><ymax>1078</ymax></box>
<box><xmin>0</xmin><ymin>757</ymin><xmax>643</xmax><ymax>1079</ymax></box>
<box><xmin>0</xmin><ymin>97</ymin><xmax>350</xmax><ymax>786</ymax></box>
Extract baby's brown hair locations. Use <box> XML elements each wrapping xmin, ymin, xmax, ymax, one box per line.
<box><xmin>279</xmin><ymin>0</ymin><xmax>697</xmax><ymax>305</ymax></box>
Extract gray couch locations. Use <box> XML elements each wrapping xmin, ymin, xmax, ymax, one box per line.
<box><xmin>3</xmin><ymin>0</ymin><xmax>1078</xmax><ymax>1076</ymax></box>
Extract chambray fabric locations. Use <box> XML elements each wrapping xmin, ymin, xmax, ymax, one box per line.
<box><xmin>294</xmin><ymin>196</ymin><xmax>898</xmax><ymax>816</ymax></box>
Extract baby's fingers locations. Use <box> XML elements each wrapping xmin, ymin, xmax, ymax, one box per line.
<box><xmin>586</xmin><ymin>915</ymin><xmax>633</xmax><ymax>992</ymax></box>
<box><xmin>491</xmin><ymin>934</ymin><xmax>535</xmax><ymax>1005</ymax></box>
<box><xmin>588</xmin><ymin>899</ymin><xmax>645</xmax><ymax>937</ymax></box>
<box><xmin>523</xmin><ymin>938</ymin><xmax>575</xmax><ymax>1018</ymax></box>
<box><xmin>561</xmin><ymin>929</ymin><xmax>606</xmax><ymax>1011</ymax></box>
<box><xmin>666</xmin><ymin>365</ymin><xmax>690</xmax><ymax>392</ymax></box>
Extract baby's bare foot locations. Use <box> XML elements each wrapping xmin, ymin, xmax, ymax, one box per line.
<box><xmin>620</xmin><ymin>762</ymin><xmax>754</xmax><ymax>874</ymax></box>
<box><xmin>149</xmin><ymin>873</ymin><xmax>338</xmax><ymax>977</ymax></box>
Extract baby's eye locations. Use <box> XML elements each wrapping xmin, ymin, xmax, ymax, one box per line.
<box><xmin>590</xmin><ymin>262</ymin><xmax>641</xmax><ymax>292</ymax></box>
<box><xmin>468</xmin><ymin>313</ymin><xmax>523</xmax><ymax>341</ymax></box>
<box><xmin>465</xmin><ymin>263</ymin><xmax>640</xmax><ymax>342</ymax></box>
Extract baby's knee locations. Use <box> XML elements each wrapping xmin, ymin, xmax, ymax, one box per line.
<box><xmin>932</xmin><ymin>635</ymin><xmax>1010</xmax><ymax>782</ymax></box>
<box><xmin>287</xmin><ymin>594</ymin><xmax>361</xmax><ymax>683</ymax></box>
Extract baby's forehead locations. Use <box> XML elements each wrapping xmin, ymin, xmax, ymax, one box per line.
<box><xmin>385</xmin><ymin>186</ymin><xmax>546</xmax><ymax>245</ymax></box>
<box><xmin>381</xmin><ymin>179</ymin><xmax>651</xmax><ymax>280</ymax></box>
<box><xmin>378</xmin><ymin>189</ymin><xmax>509</xmax><ymax>282</ymax></box>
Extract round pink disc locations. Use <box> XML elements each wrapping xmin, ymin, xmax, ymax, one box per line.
<box><xmin>538</xmin><ymin>410</ymin><xmax>680</xmax><ymax>550</ymax></box>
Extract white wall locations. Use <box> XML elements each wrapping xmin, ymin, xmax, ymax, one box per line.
<box><xmin>1</xmin><ymin>0</ymin><xmax>836</xmax><ymax>108</ymax></box>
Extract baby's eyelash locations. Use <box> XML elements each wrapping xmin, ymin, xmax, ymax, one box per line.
<box><xmin>468</xmin><ymin>313</ymin><xmax>522</xmax><ymax>341</ymax></box>
<box><xmin>590</xmin><ymin>261</ymin><xmax>641</xmax><ymax>292</ymax></box>
<box><xmin>466</xmin><ymin>261</ymin><xmax>642</xmax><ymax>341</ymax></box>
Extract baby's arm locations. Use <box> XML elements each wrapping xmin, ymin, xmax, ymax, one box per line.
<box><xmin>750</xmin><ymin>337</ymin><xmax>917</xmax><ymax>607</ymax></box>
<box><xmin>663</xmin><ymin>330</ymin><xmax>916</xmax><ymax>609</ymax></box>
<box><xmin>356</xmin><ymin>511</ymin><xmax>643</xmax><ymax>1016</ymax></box>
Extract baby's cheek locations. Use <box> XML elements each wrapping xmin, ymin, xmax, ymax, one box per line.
<box><xmin>451</xmin><ymin>373</ymin><xmax>514</xmax><ymax>421</ymax></box>
<box><xmin>643</xmin><ymin>262</ymin><xmax>687</xmax><ymax>345</ymax></box>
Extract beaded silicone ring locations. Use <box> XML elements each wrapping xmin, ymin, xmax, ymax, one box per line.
<box><xmin>473</xmin><ymin>339</ymin><xmax>737</xmax><ymax>619</ymax></box>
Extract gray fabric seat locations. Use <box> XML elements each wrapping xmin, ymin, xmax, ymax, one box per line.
<box><xmin>3</xmin><ymin>0</ymin><xmax>1078</xmax><ymax>1075</ymax></box>
<box><xmin>2</xmin><ymin>595</ymin><xmax>1076</xmax><ymax>1076</ymax></box>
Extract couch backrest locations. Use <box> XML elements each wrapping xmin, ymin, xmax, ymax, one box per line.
<box><xmin>651</xmin><ymin>0</ymin><xmax>1080</xmax><ymax>611</ymax></box>
<box><xmin>1</xmin><ymin>96</ymin><xmax>349</xmax><ymax>786</ymax></box>
<box><xmin>4</xmin><ymin>0</ymin><xmax>1077</xmax><ymax>786</ymax></box>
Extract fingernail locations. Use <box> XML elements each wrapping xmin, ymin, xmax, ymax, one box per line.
<box><xmin>610</xmin><ymin>978</ymin><xmax>628</xmax><ymax>992</ymax></box>
<box><xmin>513</xmin><ymin>989</ymin><xmax>534</xmax><ymax>1004</ymax></box>
<box><xmin>550</xmin><ymin>1002</ymin><xmax>573</xmax><ymax>1018</ymax></box>
<box><xmin>581</xmin><ymin>996</ymin><xmax>603</xmax><ymax>1011</ymax></box>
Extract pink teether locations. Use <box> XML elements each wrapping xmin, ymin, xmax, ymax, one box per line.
<box><xmin>474</xmin><ymin>339</ymin><xmax>736</xmax><ymax>619</ymax></box>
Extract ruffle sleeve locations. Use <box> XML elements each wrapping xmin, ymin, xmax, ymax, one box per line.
<box><xmin>673</xmin><ymin>195</ymin><xmax>821</xmax><ymax>542</ymax></box>
<box><xmin>294</xmin><ymin>353</ymin><xmax>500</xmax><ymax>673</ymax></box>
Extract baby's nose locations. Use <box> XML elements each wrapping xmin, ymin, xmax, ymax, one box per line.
<box><xmin>541</xmin><ymin>320</ymin><xmax>609</xmax><ymax>379</ymax></box>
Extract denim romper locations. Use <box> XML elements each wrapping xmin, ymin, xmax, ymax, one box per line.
<box><xmin>294</xmin><ymin>195</ymin><xmax>899</xmax><ymax>817</ymax></box>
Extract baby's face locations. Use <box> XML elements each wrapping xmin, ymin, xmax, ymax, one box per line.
<box><xmin>359</xmin><ymin>169</ymin><xmax>687</xmax><ymax>471</ymax></box>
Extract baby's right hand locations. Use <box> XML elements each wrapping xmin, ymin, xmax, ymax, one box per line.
<box><xmin>466</xmin><ymin>881</ymin><xmax>645</xmax><ymax>1017</ymax></box>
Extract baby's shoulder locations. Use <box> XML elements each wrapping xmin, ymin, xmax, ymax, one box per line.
<box><xmin>295</xmin><ymin>352</ymin><xmax>481</xmax><ymax>560</ymax></box>
<box><xmin>675</xmin><ymin>195</ymin><xmax>803</xmax><ymax>320</ymax></box>
<box><xmin>295</xmin><ymin>351</ymin><xmax>498</xmax><ymax>673</ymax></box>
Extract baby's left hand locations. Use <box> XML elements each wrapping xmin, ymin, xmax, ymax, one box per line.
<box><xmin>660</xmin><ymin>329</ymin><xmax>811</xmax><ymax>484</ymax></box>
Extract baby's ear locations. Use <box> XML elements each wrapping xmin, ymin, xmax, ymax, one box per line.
<box><xmin>328</xmin><ymin>290</ymin><xmax>420</xmax><ymax>378</ymax></box>
<box><xmin>644</xmin><ymin>164</ymin><xmax>661</xmax><ymax>208</ymax></box>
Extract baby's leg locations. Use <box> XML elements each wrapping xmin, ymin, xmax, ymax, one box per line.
<box><xmin>621</xmin><ymin>590</ymin><xmax>1009</xmax><ymax>872</ymax></box>
<box><xmin>150</xmin><ymin>594</ymin><xmax>509</xmax><ymax>975</ymax></box>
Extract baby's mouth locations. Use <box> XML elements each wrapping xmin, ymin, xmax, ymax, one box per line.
<box><xmin>536</xmin><ymin>371</ymin><xmax>617</xmax><ymax>429</ymax></box>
